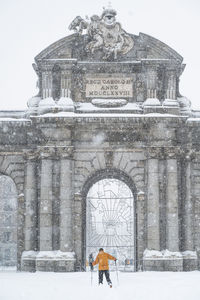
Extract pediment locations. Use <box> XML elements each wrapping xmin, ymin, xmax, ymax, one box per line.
<box><xmin>139</xmin><ymin>33</ymin><xmax>183</xmax><ymax>62</ymax></box>
<box><xmin>35</xmin><ymin>32</ymin><xmax>183</xmax><ymax>63</ymax></box>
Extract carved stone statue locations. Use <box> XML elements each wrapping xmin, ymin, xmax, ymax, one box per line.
<box><xmin>68</xmin><ymin>16</ymin><xmax>88</xmax><ymax>35</ymax></box>
<box><xmin>69</xmin><ymin>8</ymin><xmax>134</xmax><ymax>60</ymax></box>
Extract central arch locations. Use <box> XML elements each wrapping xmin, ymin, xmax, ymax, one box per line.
<box><xmin>81</xmin><ymin>169</ymin><xmax>138</xmax><ymax>271</ymax></box>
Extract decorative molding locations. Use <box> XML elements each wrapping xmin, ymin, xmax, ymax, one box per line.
<box><xmin>57</xmin><ymin>146</ymin><xmax>74</xmax><ymax>158</ymax></box>
<box><xmin>38</xmin><ymin>146</ymin><xmax>56</xmax><ymax>159</ymax></box>
<box><xmin>23</xmin><ymin>150</ymin><xmax>39</xmax><ymax>161</ymax></box>
<box><xmin>146</xmin><ymin>147</ymin><xmax>185</xmax><ymax>160</ymax></box>
<box><xmin>146</xmin><ymin>147</ymin><xmax>163</xmax><ymax>159</ymax></box>
<box><xmin>37</xmin><ymin>145</ymin><xmax>74</xmax><ymax>159</ymax></box>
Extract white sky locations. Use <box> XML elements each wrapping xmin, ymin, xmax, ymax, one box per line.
<box><xmin>0</xmin><ymin>0</ymin><xmax>200</xmax><ymax>110</ymax></box>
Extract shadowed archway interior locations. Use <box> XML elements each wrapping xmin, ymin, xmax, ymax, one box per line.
<box><xmin>0</xmin><ymin>175</ymin><xmax>17</xmax><ymax>268</ymax></box>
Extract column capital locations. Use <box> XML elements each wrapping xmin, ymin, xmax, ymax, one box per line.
<box><xmin>145</xmin><ymin>147</ymin><xmax>185</xmax><ymax>160</ymax></box>
<box><xmin>163</xmin><ymin>147</ymin><xmax>183</xmax><ymax>159</ymax></box>
<box><xmin>23</xmin><ymin>150</ymin><xmax>39</xmax><ymax>161</ymax></box>
<box><xmin>57</xmin><ymin>146</ymin><xmax>74</xmax><ymax>159</ymax></box>
<box><xmin>184</xmin><ymin>149</ymin><xmax>196</xmax><ymax>162</ymax></box>
<box><xmin>37</xmin><ymin>146</ymin><xmax>56</xmax><ymax>159</ymax></box>
<box><xmin>145</xmin><ymin>147</ymin><xmax>163</xmax><ymax>159</ymax></box>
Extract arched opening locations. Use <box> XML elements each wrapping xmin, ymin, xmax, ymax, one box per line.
<box><xmin>83</xmin><ymin>171</ymin><xmax>136</xmax><ymax>272</ymax></box>
<box><xmin>0</xmin><ymin>175</ymin><xmax>17</xmax><ymax>269</ymax></box>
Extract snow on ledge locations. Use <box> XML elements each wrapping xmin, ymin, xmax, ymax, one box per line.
<box><xmin>76</xmin><ymin>102</ymin><xmax>141</xmax><ymax>112</ymax></box>
<box><xmin>0</xmin><ymin>118</ymin><xmax>29</xmax><ymax>122</ymax></box>
<box><xmin>37</xmin><ymin>111</ymin><xmax>181</xmax><ymax>119</ymax></box>
<box><xmin>22</xmin><ymin>251</ymin><xmax>37</xmax><ymax>258</ymax></box>
<box><xmin>143</xmin><ymin>98</ymin><xmax>161</xmax><ymax>106</ymax></box>
<box><xmin>0</xmin><ymin>266</ymin><xmax>17</xmax><ymax>271</ymax></box>
<box><xmin>182</xmin><ymin>251</ymin><xmax>197</xmax><ymax>259</ymax></box>
<box><xmin>143</xmin><ymin>249</ymin><xmax>183</xmax><ymax>260</ymax></box>
<box><xmin>22</xmin><ymin>250</ymin><xmax>76</xmax><ymax>261</ymax></box>
<box><xmin>187</xmin><ymin>118</ymin><xmax>200</xmax><ymax>122</ymax></box>
<box><xmin>143</xmin><ymin>249</ymin><xmax>163</xmax><ymax>258</ymax></box>
<box><xmin>162</xmin><ymin>249</ymin><xmax>183</xmax><ymax>258</ymax></box>
<box><xmin>36</xmin><ymin>251</ymin><xmax>76</xmax><ymax>261</ymax></box>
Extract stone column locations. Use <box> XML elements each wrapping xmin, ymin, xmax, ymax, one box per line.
<box><xmin>146</xmin><ymin>67</ymin><xmax>158</xmax><ymax>99</ymax></box>
<box><xmin>166</xmin><ymin>157</ymin><xmax>179</xmax><ymax>252</ymax></box>
<box><xmin>147</xmin><ymin>156</ymin><xmax>160</xmax><ymax>250</ymax></box>
<box><xmin>143</xmin><ymin>66</ymin><xmax>161</xmax><ymax>113</ymax></box>
<box><xmin>182</xmin><ymin>154</ymin><xmax>197</xmax><ymax>271</ymax></box>
<box><xmin>42</xmin><ymin>71</ymin><xmax>52</xmax><ymax>98</ymax></box>
<box><xmin>55</xmin><ymin>146</ymin><xmax>76</xmax><ymax>272</ymax></box>
<box><xmin>143</xmin><ymin>151</ymin><xmax>161</xmax><ymax>271</ymax></box>
<box><xmin>184</xmin><ymin>157</ymin><xmax>194</xmax><ymax>251</ymax></box>
<box><xmin>163</xmin><ymin>70</ymin><xmax>179</xmax><ymax>110</ymax></box>
<box><xmin>59</xmin><ymin>147</ymin><xmax>74</xmax><ymax>252</ymax></box>
<box><xmin>39</xmin><ymin>148</ymin><xmax>54</xmax><ymax>251</ymax></box>
<box><xmin>21</xmin><ymin>151</ymin><xmax>38</xmax><ymax>271</ymax></box>
<box><xmin>166</xmin><ymin>70</ymin><xmax>176</xmax><ymax>100</ymax></box>
<box><xmin>24</xmin><ymin>153</ymin><xmax>38</xmax><ymax>251</ymax></box>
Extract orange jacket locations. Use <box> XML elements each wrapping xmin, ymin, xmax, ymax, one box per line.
<box><xmin>92</xmin><ymin>252</ymin><xmax>116</xmax><ymax>270</ymax></box>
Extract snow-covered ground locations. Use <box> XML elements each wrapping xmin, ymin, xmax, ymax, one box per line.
<box><xmin>0</xmin><ymin>271</ymin><xmax>200</xmax><ymax>300</ymax></box>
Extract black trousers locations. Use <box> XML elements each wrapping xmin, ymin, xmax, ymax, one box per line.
<box><xmin>98</xmin><ymin>270</ymin><xmax>112</xmax><ymax>285</ymax></box>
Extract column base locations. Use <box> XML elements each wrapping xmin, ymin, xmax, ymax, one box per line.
<box><xmin>21</xmin><ymin>251</ymin><xmax>76</xmax><ymax>272</ymax></box>
<box><xmin>162</xmin><ymin>99</ymin><xmax>180</xmax><ymax>114</ymax></box>
<box><xmin>35</xmin><ymin>251</ymin><xmax>76</xmax><ymax>272</ymax></box>
<box><xmin>182</xmin><ymin>251</ymin><xmax>198</xmax><ymax>271</ymax></box>
<box><xmin>143</xmin><ymin>249</ymin><xmax>183</xmax><ymax>271</ymax></box>
<box><xmin>21</xmin><ymin>251</ymin><xmax>37</xmax><ymax>272</ymax></box>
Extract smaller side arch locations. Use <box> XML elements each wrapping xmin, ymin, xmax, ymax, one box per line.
<box><xmin>0</xmin><ymin>174</ymin><xmax>18</xmax><ymax>268</ymax></box>
<box><xmin>0</xmin><ymin>170</ymin><xmax>25</xmax><ymax>271</ymax></box>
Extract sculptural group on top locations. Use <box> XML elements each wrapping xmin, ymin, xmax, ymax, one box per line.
<box><xmin>69</xmin><ymin>8</ymin><xmax>134</xmax><ymax>60</ymax></box>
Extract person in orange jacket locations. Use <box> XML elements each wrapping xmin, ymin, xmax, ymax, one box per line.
<box><xmin>92</xmin><ymin>248</ymin><xmax>117</xmax><ymax>288</ymax></box>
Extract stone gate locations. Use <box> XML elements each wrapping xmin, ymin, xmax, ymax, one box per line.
<box><xmin>0</xmin><ymin>8</ymin><xmax>200</xmax><ymax>272</ymax></box>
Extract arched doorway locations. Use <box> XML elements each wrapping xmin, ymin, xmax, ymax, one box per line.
<box><xmin>85</xmin><ymin>177</ymin><xmax>135</xmax><ymax>271</ymax></box>
<box><xmin>0</xmin><ymin>175</ymin><xmax>17</xmax><ymax>268</ymax></box>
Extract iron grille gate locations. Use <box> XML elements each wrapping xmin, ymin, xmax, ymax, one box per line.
<box><xmin>86</xmin><ymin>178</ymin><xmax>135</xmax><ymax>271</ymax></box>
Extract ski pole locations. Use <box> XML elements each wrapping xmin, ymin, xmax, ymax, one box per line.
<box><xmin>91</xmin><ymin>268</ymin><xmax>93</xmax><ymax>286</ymax></box>
<box><xmin>89</xmin><ymin>253</ymin><xmax>94</xmax><ymax>287</ymax></box>
<box><xmin>115</xmin><ymin>260</ymin><xmax>119</xmax><ymax>286</ymax></box>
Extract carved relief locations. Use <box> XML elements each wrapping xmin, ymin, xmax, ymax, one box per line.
<box><xmin>104</xmin><ymin>150</ymin><xmax>113</xmax><ymax>168</ymax></box>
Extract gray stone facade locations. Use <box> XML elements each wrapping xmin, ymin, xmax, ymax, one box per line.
<box><xmin>0</xmin><ymin>8</ymin><xmax>200</xmax><ymax>272</ymax></box>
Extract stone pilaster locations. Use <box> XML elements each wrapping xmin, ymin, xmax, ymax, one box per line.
<box><xmin>143</xmin><ymin>148</ymin><xmax>161</xmax><ymax>271</ymax></box>
<box><xmin>163</xmin><ymin>149</ymin><xmax>183</xmax><ymax>271</ymax></box>
<box><xmin>39</xmin><ymin>147</ymin><xmax>54</xmax><ymax>251</ymax></box>
<box><xmin>21</xmin><ymin>151</ymin><xmax>38</xmax><ymax>272</ymax></box>
<box><xmin>35</xmin><ymin>147</ymin><xmax>55</xmax><ymax>271</ymax></box>
<box><xmin>146</xmin><ymin>68</ymin><xmax>158</xmax><ymax>99</ymax></box>
<box><xmin>184</xmin><ymin>155</ymin><xmax>194</xmax><ymax>251</ymax></box>
<box><xmin>146</xmin><ymin>149</ymin><xmax>160</xmax><ymax>250</ymax></box>
<box><xmin>59</xmin><ymin>147</ymin><xmax>74</xmax><ymax>252</ymax></box>
<box><xmin>42</xmin><ymin>71</ymin><xmax>52</xmax><ymax>98</ymax></box>
<box><xmin>166</xmin><ymin>157</ymin><xmax>179</xmax><ymax>252</ymax></box>
<box><xmin>166</xmin><ymin>70</ymin><xmax>176</xmax><ymax>100</ymax></box>
<box><xmin>61</xmin><ymin>71</ymin><xmax>71</xmax><ymax>97</ymax></box>
<box><xmin>56</xmin><ymin>146</ymin><xmax>76</xmax><ymax>271</ymax></box>
<box><xmin>182</xmin><ymin>151</ymin><xmax>197</xmax><ymax>271</ymax></box>
<box><xmin>163</xmin><ymin>70</ymin><xmax>180</xmax><ymax>113</ymax></box>
<box><xmin>143</xmin><ymin>67</ymin><xmax>163</xmax><ymax>113</ymax></box>
<box><xmin>137</xmin><ymin>191</ymin><xmax>145</xmax><ymax>271</ymax></box>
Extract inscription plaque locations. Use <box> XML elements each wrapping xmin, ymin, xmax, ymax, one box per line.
<box><xmin>85</xmin><ymin>77</ymin><xmax>133</xmax><ymax>98</ymax></box>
